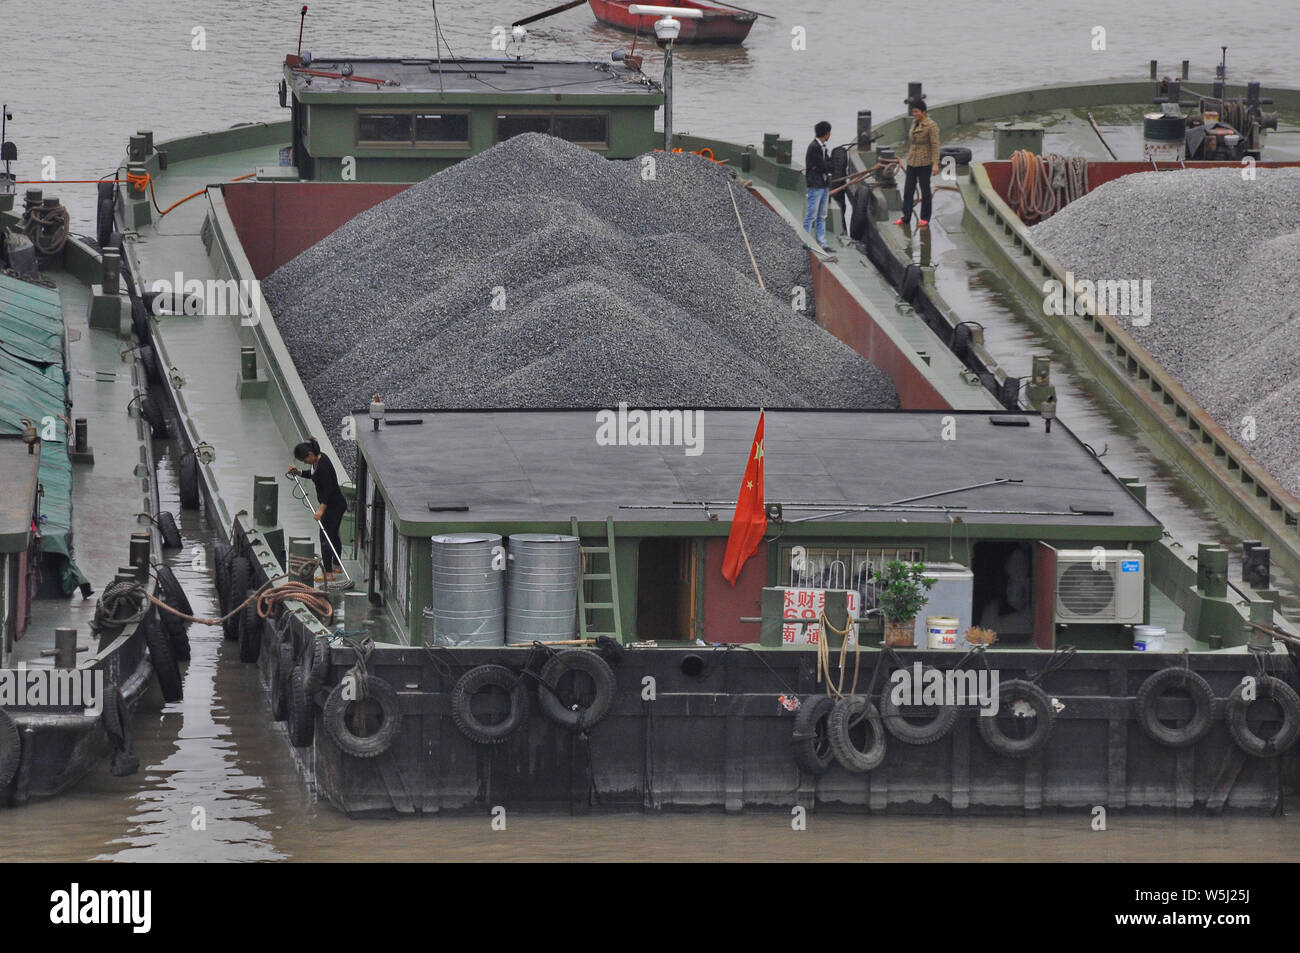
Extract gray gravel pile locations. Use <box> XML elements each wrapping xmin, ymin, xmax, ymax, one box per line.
<box><xmin>1031</xmin><ymin>168</ymin><xmax>1300</xmax><ymax>495</ymax></box>
<box><xmin>264</xmin><ymin>133</ymin><xmax>897</xmax><ymax>474</ymax></box>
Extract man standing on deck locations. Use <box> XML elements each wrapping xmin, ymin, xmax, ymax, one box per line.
<box><xmin>803</xmin><ymin>121</ymin><xmax>834</xmax><ymax>252</ymax></box>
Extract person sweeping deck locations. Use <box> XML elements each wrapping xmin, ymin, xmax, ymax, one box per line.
<box><xmin>287</xmin><ymin>438</ymin><xmax>348</xmax><ymax>584</ymax></box>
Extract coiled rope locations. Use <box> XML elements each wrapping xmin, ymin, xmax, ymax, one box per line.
<box><xmin>93</xmin><ymin>573</ymin><xmax>333</xmax><ymax>632</ymax></box>
<box><xmin>814</xmin><ymin>609</ymin><xmax>863</xmax><ymax>699</ymax></box>
<box><xmin>20</xmin><ymin>200</ymin><xmax>70</xmax><ymax>255</ymax></box>
<box><xmin>1006</xmin><ymin>151</ymin><xmax>1089</xmax><ymax>224</ymax></box>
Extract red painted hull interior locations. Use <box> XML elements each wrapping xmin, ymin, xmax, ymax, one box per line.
<box><xmin>587</xmin><ymin>0</ymin><xmax>756</xmax><ymax>43</ymax></box>
<box><xmin>982</xmin><ymin>159</ymin><xmax>1300</xmax><ymax>224</ymax></box>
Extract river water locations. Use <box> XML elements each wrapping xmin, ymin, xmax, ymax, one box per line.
<box><xmin>2</xmin><ymin>0</ymin><xmax>1298</xmax><ymax>861</ymax></box>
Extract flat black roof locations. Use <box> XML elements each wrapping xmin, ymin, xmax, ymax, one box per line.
<box><xmin>286</xmin><ymin>57</ymin><xmax>661</xmax><ymax>97</ymax></box>
<box><xmin>355</xmin><ymin>409</ymin><xmax>1161</xmax><ymax>535</ymax></box>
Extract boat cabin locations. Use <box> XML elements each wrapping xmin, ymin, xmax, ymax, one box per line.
<box><xmin>279</xmin><ymin>54</ymin><xmax>664</xmax><ymax>182</ymax></box>
<box><xmin>352</xmin><ymin>408</ymin><xmax>1164</xmax><ymax>651</ymax></box>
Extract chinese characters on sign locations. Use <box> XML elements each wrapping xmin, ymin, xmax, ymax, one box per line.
<box><xmin>779</xmin><ymin>588</ymin><xmax>860</xmax><ymax>645</ymax></box>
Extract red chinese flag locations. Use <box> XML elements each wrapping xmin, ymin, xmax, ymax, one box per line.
<box><xmin>722</xmin><ymin>412</ymin><xmax>766</xmax><ymax>586</ymax></box>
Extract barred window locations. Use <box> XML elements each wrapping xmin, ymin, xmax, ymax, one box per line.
<box><xmin>786</xmin><ymin>545</ymin><xmax>925</xmax><ymax>618</ymax></box>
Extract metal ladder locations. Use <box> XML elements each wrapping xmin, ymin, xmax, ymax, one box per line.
<box><xmin>570</xmin><ymin>516</ymin><xmax>623</xmax><ymax>642</ymax></box>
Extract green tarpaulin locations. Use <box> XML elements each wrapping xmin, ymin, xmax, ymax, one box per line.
<box><xmin>0</xmin><ymin>274</ymin><xmax>86</xmax><ymax>593</ymax></box>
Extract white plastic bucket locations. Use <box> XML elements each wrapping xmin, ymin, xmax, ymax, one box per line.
<box><xmin>1134</xmin><ymin>624</ymin><xmax>1166</xmax><ymax>651</ymax></box>
<box><xmin>926</xmin><ymin>615</ymin><xmax>960</xmax><ymax>649</ymax></box>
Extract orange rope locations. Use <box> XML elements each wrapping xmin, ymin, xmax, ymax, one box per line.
<box><xmin>14</xmin><ymin>171</ymin><xmax>257</xmax><ymax>217</ymax></box>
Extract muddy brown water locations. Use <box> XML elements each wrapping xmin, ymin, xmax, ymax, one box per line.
<box><xmin>3</xmin><ymin>0</ymin><xmax>1299</xmax><ymax>860</ymax></box>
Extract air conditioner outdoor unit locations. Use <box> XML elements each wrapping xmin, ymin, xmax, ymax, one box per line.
<box><xmin>1053</xmin><ymin>549</ymin><xmax>1144</xmax><ymax>624</ymax></box>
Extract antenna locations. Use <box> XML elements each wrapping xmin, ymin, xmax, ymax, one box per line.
<box><xmin>432</xmin><ymin>0</ymin><xmax>444</xmax><ymax>94</ymax></box>
<box><xmin>297</xmin><ymin>5</ymin><xmax>308</xmax><ymax>57</ymax></box>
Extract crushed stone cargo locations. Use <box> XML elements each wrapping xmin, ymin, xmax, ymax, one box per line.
<box><xmin>1030</xmin><ymin>167</ymin><xmax>1300</xmax><ymax>497</ymax></box>
<box><xmin>262</xmin><ymin>134</ymin><xmax>899</xmax><ymax>474</ymax></box>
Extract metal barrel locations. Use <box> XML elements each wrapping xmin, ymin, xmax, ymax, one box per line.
<box><xmin>429</xmin><ymin>533</ymin><xmax>504</xmax><ymax>646</ymax></box>
<box><xmin>506</xmin><ymin>534</ymin><xmax>580</xmax><ymax>645</ymax></box>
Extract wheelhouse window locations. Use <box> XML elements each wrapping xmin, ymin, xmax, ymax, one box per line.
<box><xmin>358</xmin><ymin>110</ymin><xmax>470</xmax><ymax>147</ymax></box>
<box><xmin>496</xmin><ymin>112</ymin><xmax>609</xmax><ymax>148</ymax></box>
<box><xmin>785</xmin><ymin>544</ymin><xmax>925</xmax><ymax>627</ymax></box>
<box><xmin>414</xmin><ymin>112</ymin><xmax>470</xmax><ymax>145</ymax></box>
<box><xmin>358</xmin><ymin>112</ymin><xmax>413</xmax><ymax>143</ymax></box>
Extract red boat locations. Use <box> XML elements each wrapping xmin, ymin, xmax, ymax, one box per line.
<box><xmin>587</xmin><ymin>0</ymin><xmax>757</xmax><ymax>44</ymax></box>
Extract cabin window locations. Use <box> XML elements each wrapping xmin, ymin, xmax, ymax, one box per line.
<box><xmin>358</xmin><ymin>112</ymin><xmax>413</xmax><ymax>143</ymax></box>
<box><xmin>496</xmin><ymin>113</ymin><xmax>552</xmax><ymax>141</ymax></box>
<box><xmin>391</xmin><ymin>531</ymin><xmax>409</xmax><ymax>616</ymax></box>
<box><xmin>636</xmin><ymin>539</ymin><xmax>696</xmax><ymax>640</ymax></box>
<box><xmin>785</xmin><ymin>544</ymin><xmax>925</xmax><ymax>627</ymax></box>
<box><xmin>554</xmin><ymin>113</ymin><xmax>608</xmax><ymax>146</ymax></box>
<box><xmin>414</xmin><ymin>112</ymin><xmax>470</xmax><ymax>145</ymax></box>
<box><xmin>496</xmin><ymin>112</ymin><xmax>610</xmax><ymax>148</ymax></box>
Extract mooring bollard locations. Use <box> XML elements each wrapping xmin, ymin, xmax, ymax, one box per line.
<box><xmin>253</xmin><ymin>475</ymin><xmax>278</xmax><ymax>527</ymax></box>
<box><xmin>129</xmin><ymin>531</ymin><xmax>151</xmax><ymax>577</ymax></box>
<box><xmin>54</xmin><ymin>628</ymin><xmax>78</xmax><ymax>669</ymax></box>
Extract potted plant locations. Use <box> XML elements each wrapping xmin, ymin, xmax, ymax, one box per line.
<box><xmin>876</xmin><ymin>560</ymin><xmax>936</xmax><ymax>648</ymax></box>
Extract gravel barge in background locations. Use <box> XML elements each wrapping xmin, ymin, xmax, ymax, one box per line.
<box><xmin>1030</xmin><ymin>167</ymin><xmax>1300</xmax><ymax>496</ymax></box>
<box><xmin>263</xmin><ymin>134</ymin><xmax>899</xmax><ymax>474</ymax></box>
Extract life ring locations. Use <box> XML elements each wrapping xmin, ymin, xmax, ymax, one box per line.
<box><xmin>537</xmin><ymin>649</ymin><xmax>616</xmax><ymax>730</ymax></box>
<box><xmin>791</xmin><ymin>694</ymin><xmax>836</xmax><ymax>774</ymax></box>
<box><xmin>271</xmin><ymin>637</ymin><xmax>294</xmax><ymax>722</ymax></box>
<box><xmin>238</xmin><ymin>597</ymin><xmax>262</xmax><ymax>663</ymax></box>
<box><xmin>452</xmin><ymin>664</ymin><xmax>529</xmax><ymax>745</ymax></box>
<box><xmin>878</xmin><ymin>665</ymin><xmax>959</xmax><ymax>745</ymax></box>
<box><xmin>143</xmin><ymin>612</ymin><xmax>183</xmax><ymax>703</ymax></box>
<box><xmin>305</xmin><ymin>634</ymin><xmax>331</xmax><ymax>692</ymax></box>
<box><xmin>223</xmin><ymin>559</ymin><xmax>250</xmax><ymax>640</ymax></box>
<box><xmin>848</xmin><ymin>184</ymin><xmax>872</xmax><ymax>241</ymax></box>
<box><xmin>179</xmin><ymin>452</ymin><xmax>201</xmax><ymax>510</ymax></box>
<box><xmin>286</xmin><ymin>666</ymin><xmax>314</xmax><ymax>747</ymax></box>
<box><xmin>1135</xmin><ymin>667</ymin><xmax>1215</xmax><ymax>748</ymax></box>
<box><xmin>1226</xmin><ymin>675</ymin><xmax>1300</xmax><ymax>757</ymax></box>
<box><xmin>157</xmin><ymin>511</ymin><xmax>182</xmax><ymax>550</ymax></box>
<box><xmin>939</xmin><ymin>145</ymin><xmax>973</xmax><ymax>166</ymax></box>
<box><xmin>323</xmin><ymin>673</ymin><xmax>402</xmax><ymax>758</ymax></box>
<box><xmin>977</xmin><ymin>679</ymin><xmax>1054</xmax><ymax>758</ymax></box>
<box><xmin>828</xmin><ymin>695</ymin><xmax>887</xmax><ymax>773</ymax></box>
<box><xmin>0</xmin><ymin>708</ymin><xmax>22</xmax><ymax>788</ymax></box>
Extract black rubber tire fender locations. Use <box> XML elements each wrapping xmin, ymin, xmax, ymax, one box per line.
<box><xmin>1135</xmin><ymin>667</ymin><xmax>1215</xmax><ymax>748</ymax></box>
<box><xmin>140</xmin><ymin>344</ymin><xmax>162</xmax><ymax>387</ymax></box>
<box><xmin>130</xmin><ymin>295</ymin><xmax>149</xmax><ymax>342</ymax></box>
<box><xmin>899</xmin><ymin>262</ymin><xmax>923</xmax><ymax>303</ymax></box>
<box><xmin>213</xmin><ymin>540</ymin><xmax>231</xmax><ymax>612</ymax></box>
<box><xmin>878</xmin><ymin>665</ymin><xmax>960</xmax><ymax>745</ymax></box>
<box><xmin>238</xmin><ymin>599</ymin><xmax>263</xmax><ymax>663</ymax></box>
<box><xmin>939</xmin><ymin>145</ymin><xmax>973</xmax><ymax>166</ymax></box>
<box><xmin>0</xmin><ymin>708</ymin><xmax>21</xmax><ymax>789</ymax></box>
<box><xmin>96</xmin><ymin>195</ymin><xmax>116</xmax><ymax>250</ymax></box>
<box><xmin>323</xmin><ymin>674</ymin><xmax>402</xmax><ymax>758</ymax></box>
<box><xmin>155</xmin><ymin>563</ymin><xmax>193</xmax><ymax>617</ymax></box>
<box><xmin>140</xmin><ymin>395</ymin><xmax>168</xmax><ymax>439</ymax></box>
<box><xmin>1227</xmin><ymin>675</ymin><xmax>1300</xmax><ymax>757</ymax></box>
<box><xmin>791</xmin><ymin>694</ymin><xmax>836</xmax><ymax>775</ymax></box>
<box><xmin>286</xmin><ymin>666</ymin><xmax>314</xmax><ymax>747</ymax></box>
<box><xmin>848</xmin><ymin>184</ymin><xmax>872</xmax><ymax>242</ymax></box>
<box><xmin>157</xmin><ymin>511</ymin><xmax>182</xmax><ymax>550</ymax></box>
<box><xmin>828</xmin><ymin>695</ymin><xmax>888</xmax><ymax>773</ymax></box>
<box><xmin>272</xmin><ymin>638</ymin><xmax>294</xmax><ymax>722</ymax></box>
<box><xmin>977</xmin><ymin>679</ymin><xmax>1054</xmax><ymax>758</ymax></box>
<box><xmin>179</xmin><ymin>452</ymin><xmax>201</xmax><ymax>510</ymax></box>
<box><xmin>451</xmin><ymin>664</ymin><xmax>529</xmax><ymax>745</ymax></box>
<box><xmin>304</xmin><ymin>634</ymin><xmax>330</xmax><ymax>693</ymax></box>
<box><xmin>223</xmin><ymin>559</ymin><xmax>251</xmax><ymax>640</ymax></box>
<box><xmin>537</xmin><ymin>649</ymin><xmax>617</xmax><ymax>730</ymax></box>
<box><xmin>143</xmin><ymin>613</ymin><xmax>183</xmax><ymax>703</ymax></box>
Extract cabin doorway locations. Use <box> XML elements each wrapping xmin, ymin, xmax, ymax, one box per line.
<box><xmin>636</xmin><ymin>539</ymin><xmax>696</xmax><ymax>640</ymax></box>
<box><xmin>971</xmin><ymin>541</ymin><xmax>1034</xmax><ymax>645</ymax></box>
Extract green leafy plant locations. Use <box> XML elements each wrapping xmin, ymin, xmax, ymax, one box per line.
<box><xmin>875</xmin><ymin>561</ymin><xmax>936</xmax><ymax>623</ymax></box>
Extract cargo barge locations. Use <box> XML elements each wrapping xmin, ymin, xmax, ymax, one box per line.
<box><xmin>5</xmin><ymin>33</ymin><xmax>1299</xmax><ymax>814</ymax></box>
